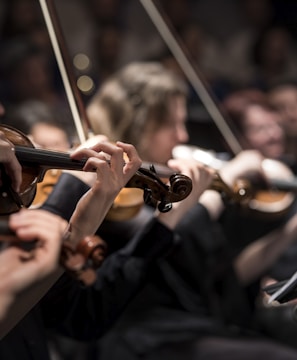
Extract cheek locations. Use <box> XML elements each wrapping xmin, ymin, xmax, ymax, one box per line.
<box><xmin>248</xmin><ymin>134</ymin><xmax>261</xmax><ymax>145</ymax></box>
<box><xmin>144</xmin><ymin>132</ymin><xmax>174</xmax><ymax>163</ymax></box>
<box><xmin>0</xmin><ymin>104</ymin><xmax>5</xmax><ymax>116</ymax></box>
<box><xmin>245</xmin><ymin>130</ymin><xmax>263</xmax><ymax>147</ymax></box>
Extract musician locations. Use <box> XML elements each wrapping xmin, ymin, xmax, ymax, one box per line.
<box><xmin>3</xmin><ymin>100</ymin><xmax>75</xmax><ymax>151</ymax></box>
<box><xmin>0</xmin><ymin>134</ymin><xmax>67</xmax><ymax>328</ymax></box>
<box><xmin>221</xmin><ymin>89</ymin><xmax>297</xmax><ymax>278</ymax></box>
<box><xmin>212</xmin><ymin>87</ymin><xmax>297</xmax><ymax>347</ymax></box>
<box><xmin>268</xmin><ymin>83</ymin><xmax>297</xmax><ymax>164</ymax></box>
<box><xmin>38</xmin><ymin>62</ymin><xmax>297</xmax><ymax>359</ymax></box>
<box><xmin>222</xmin><ymin>88</ymin><xmax>290</xmax><ymax>168</ymax></box>
<box><xmin>0</xmin><ymin>137</ymin><xmax>144</xmax><ymax>338</ymax></box>
<box><xmin>87</xmin><ymin>61</ymin><xmax>189</xmax><ymax>165</ymax></box>
<box><xmin>0</xmin><ymin>210</ymin><xmax>66</xmax><ymax>322</ymax></box>
<box><xmin>0</xmin><ymin>102</ymin><xmax>221</xmax><ymax>358</ymax></box>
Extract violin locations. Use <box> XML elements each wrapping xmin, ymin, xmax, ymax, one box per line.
<box><xmin>13</xmin><ymin>1</ymin><xmax>193</xmax><ymax>220</ymax></box>
<box><xmin>173</xmin><ymin>144</ymin><xmax>296</xmax><ymax>219</ymax></box>
<box><xmin>138</xmin><ymin>1</ymin><xmax>297</xmax><ymax>220</ymax></box>
<box><xmin>0</xmin><ymin>218</ymin><xmax>106</xmax><ymax>286</ymax></box>
<box><xmin>31</xmin><ymin>169</ymin><xmax>62</xmax><ymax>208</ymax></box>
<box><xmin>0</xmin><ymin>124</ymin><xmax>192</xmax><ymax>215</ymax></box>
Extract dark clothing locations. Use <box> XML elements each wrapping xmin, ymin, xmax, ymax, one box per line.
<box><xmin>2</xmin><ymin>173</ymin><xmax>297</xmax><ymax>359</ymax></box>
<box><xmin>98</xmin><ymin>203</ymin><xmax>297</xmax><ymax>360</ymax></box>
<box><xmin>111</xmin><ymin>336</ymin><xmax>297</xmax><ymax>360</ymax></box>
<box><xmin>0</xmin><ymin>307</ymin><xmax>51</xmax><ymax>360</ymax></box>
<box><xmin>0</xmin><ymin>173</ymin><xmax>174</xmax><ymax>359</ymax></box>
<box><xmin>219</xmin><ymin>198</ymin><xmax>297</xmax><ymax>280</ymax></box>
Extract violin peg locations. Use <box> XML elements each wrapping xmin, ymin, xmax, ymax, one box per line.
<box><xmin>76</xmin><ymin>235</ymin><xmax>107</xmax><ymax>268</ymax></box>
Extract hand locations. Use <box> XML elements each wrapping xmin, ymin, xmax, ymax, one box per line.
<box><xmin>157</xmin><ymin>158</ymin><xmax>215</xmax><ymax>229</ymax></box>
<box><xmin>63</xmin><ymin>135</ymin><xmax>110</xmax><ymax>185</ymax></box>
<box><xmin>71</xmin><ymin>140</ymin><xmax>141</xmax><ymax>198</ymax></box>
<box><xmin>72</xmin><ymin>134</ymin><xmax>109</xmax><ymax>150</ymax></box>
<box><xmin>68</xmin><ymin>141</ymin><xmax>142</xmax><ymax>242</ymax></box>
<box><xmin>0</xmin><ymin>209</ymin><xmax>67</xmax><ymax>330</ymax></box>
<box><xmin>219</xmin><ymin>150</ymin><xmax>266</xmax><ymax>187</ymax></box>
<box><xmin>0</xmin><ymin>209</ymin><xmax>67</xmax><ymax>297</ymax></box>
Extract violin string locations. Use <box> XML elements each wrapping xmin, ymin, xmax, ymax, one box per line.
<box><xmin>14</xmin><ymin>146</ymin><xmax>86</xmax><ymax>170</ymax></box>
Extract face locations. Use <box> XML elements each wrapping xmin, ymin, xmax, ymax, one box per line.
<box><xmin>269</xmin><ymin>87</ymin><xmax>297</xmax><ymax>134</ymax></box>
<box><xmin>0</xmin><ymin>103</ymin><xmax>5</xmax><ymax>117</ymax></box>
<box><xmin>30</xmin><ymin>123</ymin><xmax>70</xmax><ymax>151</ymax></box>
<box><xmin>142</xmin><ymin>95</ymin><xmax>189</xmax><ymax>164</ymax></box>
<box><xmin>242</xmin><ymin>105</ymin><xmax>285</xmax><ymax>159</ymax></box>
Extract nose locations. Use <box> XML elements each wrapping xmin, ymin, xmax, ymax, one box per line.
<box><xmin>0</xmin><ymin>103</ymin><xmax>5</xmax><ymax>116</ymax></box>
<box><xmin>176</xmin><ymin>123</ymin><xmax>189</xmax><ymax>144</ymax></box>
<box><xmin>268</xmin><ymin>123</ymin><xmax>284</xmax><ymax>141</ymax></box>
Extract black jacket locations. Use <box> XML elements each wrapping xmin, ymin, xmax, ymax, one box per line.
<box><xmin>0</xmin><ymin>173</ymin><xmax>174</xmax><ymax>359</ymax></box>
<box><xmin>98</xmin><ymin>201</ymin><xmax>254</xmax><ymax>359</ymax></box>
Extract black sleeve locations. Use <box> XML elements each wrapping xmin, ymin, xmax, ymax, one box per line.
<box><xmin>172</xmin><ymin>203</ymin><xmax>253</xmax><ymax>328</ymax></box>
<box><xmin>164</xmin><ymin>203</ymin><xmax>220</xmax><ymax>293</ymax></box>
<box><xmin>41</xmin><ymin>172</ymin><xmax>89</xmax><ymax>220</ymax></box>
<box><xmin>42</xmin><ymin>218</ymin><xmax>174</xmax><ymax>340</ymax></box>
<box><xmin>41</xmin><ymin>171</ymin><xmax>174</xmax><ymax>338</ymax></box>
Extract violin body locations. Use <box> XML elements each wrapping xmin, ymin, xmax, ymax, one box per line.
<box><xmin>31</xmin><ymin>169</ymin><xmax>62</xmax><ymax>208</ymax></box>
<box><xmin>0</xmin><ymin>124</ymin><xmax>192</xmax><ymax>216</ymax></box>
<box><xmin>247</xmin><ymin>158</ymin><xmax>295</xmax><ymax>219</ymax></box>
<box><xmin>0</xmin><ymin>126</ymin><xmax>40</xmax><ymax>214</ymax></box>
<box><xmin>173</xmin><ymin>144</ymin><xmax>296</xmax><ymax>219</ymax></box>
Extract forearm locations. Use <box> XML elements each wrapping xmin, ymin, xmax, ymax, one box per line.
<box><xmin>199</xmin><ymin>190</ymin><xmax>225</xmax><ymax>221</ymax></box>
<box><xmin>68</xmin><ymin>187</ymin><xmax>116</xmax><ymax>245</ymax></box>
<box><xmin>234</xmin><ymin>215</ymin><xmax>297</xmax><ymax>285</ymax></box>
<box><xmin>42</xmin><ymin>218</ymin><xmax>174</xmax><ymax>340</ymax></box>
<box><xmin>42</xmin><ymin>172</ymin><xmax>90</xmax><ymax>220</ymax></box>
<box><xmin>42</xmin><ymin>172</ymin><xmax>96</xmax><ymax>245</ymax></box>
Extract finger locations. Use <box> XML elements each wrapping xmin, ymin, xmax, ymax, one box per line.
<box><xmin>71</xmin><ymin>148</ymin><xmax>110</xmax><ymax>174</ymax></box>
<box><xmin>86</xmin><ymin>141</ymin><xmax>117</xmax><ymax>157</ymax></box>
<box><xmin>72</xmin><ymin>135</ymin><xmax>109</xmax><ymax>151</ymax></box>
<box><xmin>87</xmin><ymin>141</ymin><xmax>126</xmax><ymax>178</ymax></box>
<box><xmin>116</xmin><ymin>141</ymin><xmax>142</xmax><ymax>177</ymax></box>
<box><xmin>83</xmin><ymin>157</ymin><xmax>110</xmax><ymax>174</ymax></box>
<box><xmin>71</xmin><ymin>142</ymin><xmax>120</xmax><ymax>165</ymax></box>
<box><xmin>9</xmin><ymin>209</ymin><xmax>66</xmax><ymax>242</ymax></box>
<box><xmin>70</xmin><ymin>146</ymin><xmax>107</xmax><ymax>161</ymax></box>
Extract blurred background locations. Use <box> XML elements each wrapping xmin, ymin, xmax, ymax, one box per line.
<box><xmin>0</xmin><ymin>0</ymin><xmax>297</xmax><ymax>153</ymax></box>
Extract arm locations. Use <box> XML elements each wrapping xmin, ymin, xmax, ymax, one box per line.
<box><xmin>196</xmin><ymin>150</ymin><xmax>297</xmax><ymax>285</ymax></box>
<box><xmin>41</xmin><ymin>158</ymin><xmax>217</xmax><ymax>339</ymax></box>
<box><xmin>199</xmin><ymin>150</ymin><xmax>266</xmax><ymax>221</ymax></box>
<box><xmin>43</xmin><ymin>217</ymin><xmax>176</xmax><ymax>340</ymax></box>
<box><xmin>66</xmin><ymin>140</ymin><xmax>141</xmax><ymax>245</ymax></box>
<box><xmin>0</xmin><ymin>209</ymin><xmax>67</xmax><ymax>338</ymax></box>
<box><xmin>234</xmin><ymin>213</ymin><xmax>297</xmax><ymax>285</ymax></box>
<box><xmin>157</xmin><ymin>157</ymin><xmax>215</xmax><ymax>229</ymax></box>
<box><xmin>0</xmin><ymin>140</ymin><xmax>141</xmax><ymax>338</ymax></box>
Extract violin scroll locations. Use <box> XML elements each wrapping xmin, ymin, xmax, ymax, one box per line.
<box><xmin>126</xmin><ymin>167</ymin><xmax>192</xmax><ymax>213</ymax></box>
<box><xmin>0</xmin><ymin>124</ymin><xmax>193</xmax><ymax>217</ymax></box>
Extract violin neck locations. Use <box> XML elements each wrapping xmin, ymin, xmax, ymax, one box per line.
<box><xmin>141</xmin><ymin>162</ymin><xmax>174</xmax><ymax>178</ymax></box>
<box><xmin>14</xmin><ymin>146</ymin><xmax>179</xmax><ymax>181</ymax></box>
<box><xmin>270</xmin><ymin>178</ymin><xmax>297</xmax><ymax>192</ymax></box>
<box><xmin>15</xmin><ymin>146</ymin><xmax>86</xmax><ymax>171</ymax></box>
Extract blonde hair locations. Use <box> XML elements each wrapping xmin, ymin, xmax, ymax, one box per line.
<box><xmin>87</xmin><ymin>62</ymin><xmax>187</xmax><ymax>154</ymax></box>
